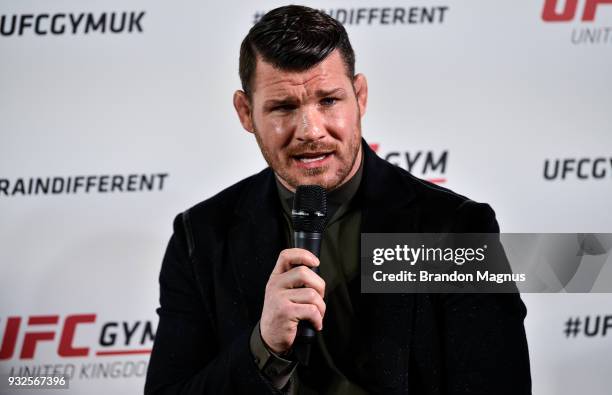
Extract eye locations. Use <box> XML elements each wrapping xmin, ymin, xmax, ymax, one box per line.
<box><xmin>320</xmin><ymin>97</ymin><xmax>338</xmax><ymax>106</ymax></box>
<box><xmin>272</xmin><ymin>104</ymin><xmax>297</xmax><ymax>112</ymax></box>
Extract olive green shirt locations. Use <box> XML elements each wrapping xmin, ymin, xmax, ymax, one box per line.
<box><xmin>249</xmin><ymin>157</ymin><xmax>369</xmax><ymax>394</ymax></box>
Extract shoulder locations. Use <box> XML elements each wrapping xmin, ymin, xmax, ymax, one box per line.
<box><xmin>168</xmin><ymin>167</ymin><xmax>271</xmax><ymax>246</ymax></box>
<box><xmin>190</xmin><ymin>170</ymin><xmax>266</xmax><ymax>218</ymax></box>
<box><xmin>371</xmin><ymin>154</ymin><xmax>498</xmax><ymax>232</ymax></box>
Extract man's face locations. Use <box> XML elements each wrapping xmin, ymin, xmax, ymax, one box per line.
<box><xmin>234</xmin><ymin>50</ymin><xmax>368</xmax><ymax>191</ymax></box>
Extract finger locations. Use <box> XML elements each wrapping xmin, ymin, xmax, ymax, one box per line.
<box><xmin>285</xmin><ymin>288</ymin><xmax>326</xmax><ymax>317</ymax></box>
<box><xmin>272</xmin><ymin>248</ymin><xmax>320</xmax><ymax>275</ymax></box>
<box><xmin>291</xmin><ymin>303</ymin><xmax>323</xmax><ymax>331</ymax></box>
<box><xmin>277</xmin><ymin>265</ymin><xmax>326</xmax><ymax>297</ymax></box>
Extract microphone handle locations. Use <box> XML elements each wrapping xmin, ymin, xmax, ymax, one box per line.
<box><xmin>293</xmin><ymin>231</ymin><xmax>322</xmax><ymax>365</ymax></box>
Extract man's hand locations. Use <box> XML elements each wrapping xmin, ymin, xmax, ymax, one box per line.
<box><xmin>260</xmin><ymin>248</ymin><xmax>326</xmax><ymax>355</ymax></box>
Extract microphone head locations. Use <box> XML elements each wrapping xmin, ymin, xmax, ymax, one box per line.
<box><xmin>292</xmin><ymin>185</ymin><xmax>327</xmax><ymax>233</ymax></box>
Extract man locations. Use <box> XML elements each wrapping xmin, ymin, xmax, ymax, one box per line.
<box><xmin>145</xmin><ymin>5</ymin><xmax>531</xmax><ymax>394</ymax></box>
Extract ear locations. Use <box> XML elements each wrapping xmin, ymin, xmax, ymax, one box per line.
<box><xmin>233</xmin><ymin>90</ymin><xmax>254</xmax><ymax>133</ymax></box>
<box><xmin>352</xmin><ymin>73</ymin><xmax>368</xmax><ymax>118</ymax></box>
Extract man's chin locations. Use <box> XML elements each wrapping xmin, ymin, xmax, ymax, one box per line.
<box><xmin>278</xmin><ymin>168</ymin><xmax>340</xmax><ymax>190</ymax></box>
<box><xmin>297</xmin><ymin>176</ymin><xmax>345</xmax><ymax>191</ymax></box>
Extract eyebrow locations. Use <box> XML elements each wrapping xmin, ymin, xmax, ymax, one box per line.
<box><xmin>263</xmin><ymin>88</ymin><xmax>347</xmax><ymax>108</ymax></box>
<box><xmin>314</xmin><ymin>88</ymin><xmax>346</xmax><ymax>98</ymax></box>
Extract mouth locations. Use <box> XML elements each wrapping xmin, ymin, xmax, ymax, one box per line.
<box><xmin>292</xmin><ymin>151</ymin><xmax>333</xmax><ymax>168</ymax></box>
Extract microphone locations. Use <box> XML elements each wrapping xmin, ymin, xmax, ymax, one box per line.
<box><xmin>292</xmin><ymin>185</ymin><xmax>327</xmax><ymax>366</ymax></box>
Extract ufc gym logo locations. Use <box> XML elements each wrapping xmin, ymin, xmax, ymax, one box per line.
<box><xmin>0</xmin><ymin>314</ymin><xmax>154</xmax><ymax>360</ymax></box>
<box><xmin>542</xmin><ymin>0</ymin><xmax>612</xmax><ymax>22</ymax></box>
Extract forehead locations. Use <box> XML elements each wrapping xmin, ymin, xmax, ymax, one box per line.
<box><xmin>252</xmin><ymin>50</ymin><xmax>351</xmax><ymax>98</ymax></box>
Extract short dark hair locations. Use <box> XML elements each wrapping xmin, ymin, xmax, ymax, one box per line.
<box><xmin>239</xmin><ymin>5</ymin><xmax>355</xmax><ymax>97</ymax></box>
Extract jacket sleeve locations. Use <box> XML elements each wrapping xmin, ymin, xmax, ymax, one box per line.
<box><xmin>144</xmin><ymin>213</ymin><xmax>283</xmax><ymax>394</ymax></box>
<box><xmin>441</xmin><ymin>201</ymin><xmax>532</xmax><ymax>395</ymax></box>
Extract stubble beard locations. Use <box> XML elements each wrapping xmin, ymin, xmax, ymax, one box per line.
<box><xmin>253</xmin><ymin>126</ymin><xmax>361</xmax><ymax>191</ymax></box>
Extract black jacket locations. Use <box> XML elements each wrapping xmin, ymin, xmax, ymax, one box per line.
<box><xmin>145</xmin><ymin>141</ymin><xmax>531</xmax><ymax>394</ymax></box>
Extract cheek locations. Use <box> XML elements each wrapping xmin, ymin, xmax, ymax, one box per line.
<box><xmin>265</xmin><ymin>118</ymin><xmax>284</xmax><ymax>136</ymax></box>
<box><xmin>270</xmin><ymin>116</ymin><xmax>295</xmax><ymax>136</ymax></box>
<box><xmin>255</xmin><ymin>115</ymin><xmax>296</xmax><ymax>150</ymax></box>
<box><xmin>325</xmin><ymin>107</ymin><xmax>357</xmax><ymax>139</ymax></box>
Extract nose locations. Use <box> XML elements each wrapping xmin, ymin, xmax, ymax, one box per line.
<box><xmin>295</xmin><ymin>105</ymin><xmax>325</xmax><ymax>142</ymax></box>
